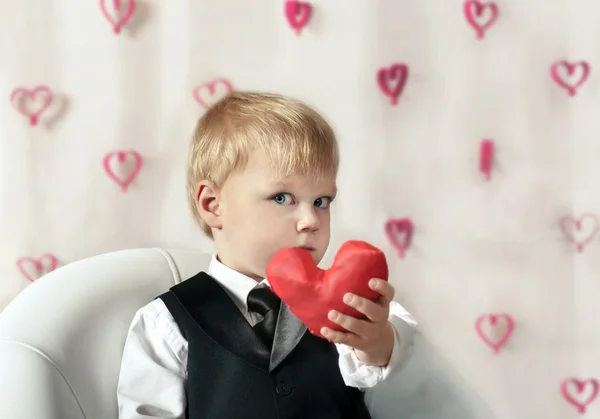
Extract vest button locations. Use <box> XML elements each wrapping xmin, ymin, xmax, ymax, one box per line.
<box><xmin>276</xmin><ymin>383</ymin><xmax>292</xmax><ymax>396</ymax></box>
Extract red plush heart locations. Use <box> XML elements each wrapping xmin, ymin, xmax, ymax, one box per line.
<box><xmin>266</xmin><ymin>240</ymin><xmax>389</xmax><ymax>340</ymax></box>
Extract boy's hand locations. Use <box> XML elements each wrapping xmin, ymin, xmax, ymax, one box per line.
<box><xmin>320</xmin><ymin>278</ymin><xmax>395</xmax><ymax>367</ymax></box>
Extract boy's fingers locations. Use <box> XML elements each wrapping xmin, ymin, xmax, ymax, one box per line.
<box><xmin>328</xmin><ymin>310</ymin><xmax>371</xmax><ymax>337</ymax></box>
<box><xmin>321</xmin><ymin>327</ymin><xmax>362</xmax><ymax>347</ymax></box>
<box><xmin>370</xmin><ymin>278</ymin><xmax>394</xmax><ymax>303</ymax></box>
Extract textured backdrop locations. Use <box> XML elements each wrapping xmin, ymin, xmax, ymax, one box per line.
<box><xmin>1</xmin><ymin>0</ymin><xmax>599</xmax><ymax>418</ymax></box>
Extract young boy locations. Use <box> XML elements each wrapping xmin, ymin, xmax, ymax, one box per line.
<box><xmin>116</xmin><ymin>92</ymin><xmax>417</xmax><ymax>419</ymax></box>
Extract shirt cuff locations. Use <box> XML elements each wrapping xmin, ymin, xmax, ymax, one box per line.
<box><xmin>336</xmin><ymin>301</ymin><xmax>417</xmax><ymax>389</ymax></box>
<box><xmin>380</xmin><ymin>306</ymin><xmax>417</xmax><ymax>380</ymax></box>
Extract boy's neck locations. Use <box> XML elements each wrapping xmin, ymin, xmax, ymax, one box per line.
<box><xmin>215</xmin><ymin>252</ymin><xmax>262</xmax><ymax>282</ymax></box>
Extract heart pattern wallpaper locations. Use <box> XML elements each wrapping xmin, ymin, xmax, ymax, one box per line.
<box><xmin>1</xmin><ymin>1</ymin><xmax>600</xmax><ymax>417</ymax></box>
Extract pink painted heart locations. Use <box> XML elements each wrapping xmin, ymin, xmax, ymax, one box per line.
<box><xmin>193</xmin><ymin>79</ymin><xmax>233</xmax><ymax>109</ymax></box>
<box><xmin>551</xmin><ymin>61</ymin><xmax>590</xmax><ymax>96</ymax></box>
<box><xmin>561</xmin><ymin>378</ymin><xmax>599</xmax><ymax>414</ymax></box>
<box><xmin>463</xmin><ymin>0</ymin><xmax>499</xmax><ymax>39</ymax></box>
<box><xmin>479</xmin><ymin>139</ymin><xmax>494</xmax><ymax>181</ymax></box>
<box><xmin>284</xmin><ymin>0</ymin><xmax>312</xmax><ymax>35</ymax></box>
<box><xmin>560</xmin><ymin>213</ymin><xmax>599</xmax><ymax>252</ymax></box>
<box><xmin>475</xmin><ymin>313</ymin><xmax>514</xmax><ymax>354</ymax></box>
<box><xmin>377</xmin><ymin>64</ymin><xmax>408</xmax><ymax>106</ymax></box>
<box><xmin>103</xmin><ymin>150</ymin><xmax>143</xmax><ymax>191</ymax></box>
<box><xmin>16</xmin><ymin>253</ymin><xmax>59</xmax><ymax>282</ymax></box>
<box><xmin>10</xmin><ymin>86</ymin><xmax>53</xmax><ymax>126</ymax></box>
<box><xmin>384</xmin><ymin>218</ymin><xmax>413</xmax><ymax>258</ymax></box>
<box><xmin>99</xmin><ymin>0</ymin><xmax>136</xmax><ymax>34</ymax></box>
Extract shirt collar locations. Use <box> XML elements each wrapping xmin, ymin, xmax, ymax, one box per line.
<box><xmin>207</xmin><ymin>253</ymin><xmax>270</xmax><ymax>311</ymax></box>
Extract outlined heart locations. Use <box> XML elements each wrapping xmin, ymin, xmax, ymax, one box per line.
<box><xmin>463</xmin><ymin>0</ymin><xmax>499</xmax><ymax>39</ymax></box>
<box><xmin>266</xmin><ymin>240</ymin><xmax>388</xmax><ymax>340</ymax></box>
<box><xmin>475</xmin><ymin>313</ymin><xmax>514</xmax><ymax>354</ymax></box>
<box><xmin>550</xmin><ymin>60</ymin><xmax>590</xmax><ymax>96</ymax></box>
<box><xmin>103</xmin><ymin>150</ymin><xmax>143</xmax><ymax>192</ymax></box>
<box><xmin>10</xmin><ymin>86</ymin><xmax>53</xmax><ymax>126</ymax></box>
<box><xmin>385</xmin><ymin>218</ymin><xmax>413</xmax><ymax>258</ymax></box>
<box><xmin>16</xmin><ymin>253</ymin><xmax>59</xmax><ymax>282</ymax></box>
<box><xmin>561</xmin><ymin>378</ymin><xmax>599</xmax><ymax>414</ymax></box>
<box><xmin>377</xmin><ymin>63</ymin><xmax>409</xmax><ymax>106</ymax></box>
<box><xmin>560</xmin><ymin>213</ymin><xmax>599</xmax><ymax>252</ymax></box>
<box><xmin>284</xmin><ymin>0</ymin><xmax>312</xmax><ymax>35</ymax></box>
<box><xmin>193</xmin><ymin>79</ymin><xmax>233</xmax><ymax>109</ymax></box>
<box><xmin>99</xmin><ymin>0</ymin><xmax>136</xmax><ymax>34</ymax></box>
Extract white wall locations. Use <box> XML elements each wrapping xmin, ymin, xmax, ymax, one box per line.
<box><xmin>1</xmin><ymin>0</ymin><xmax>599</xmax><ymax>417</ymax></box>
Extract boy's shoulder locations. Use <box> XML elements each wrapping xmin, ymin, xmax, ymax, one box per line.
<box><xmin>134</xmin><ymin>296</ymin><xmax>172</xmax><ymax>322</ymax></box>
<box><xmin>167</xmin><ymin>270</ymin><xmax>217</xmax><ymax>294</ymax></box>
<box><xmin>130</xmin><ymin>274</ymin><xmax>205</xmax><ymax>327</ymax></box>
<box><xmin>144</xmin><ymin>271</ymin><xmax>213</xmax><ymax>312</ymax></box>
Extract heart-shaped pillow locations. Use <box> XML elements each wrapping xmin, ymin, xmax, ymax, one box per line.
<box><xmin>266</xmin><ymin>240</ymin><xmax>389</xmax><ymax>340</ymax></box>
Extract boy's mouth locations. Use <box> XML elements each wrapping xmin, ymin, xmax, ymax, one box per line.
<box><xmin>296</xmin><ymin>245</ymin><xmax>316</xmax><ymax>252</ymax></box>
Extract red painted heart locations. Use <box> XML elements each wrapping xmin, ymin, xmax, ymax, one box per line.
<box><xmin>193</xmin><ymin>79</ymin><xmax>233</xmax><ymax>109</ymax></box>
<box><xmin>284</xmin><ymin>0</ymin><xmax>312</xmax><ymax>35</ymax></box>
<box><xmin>550</xmin><ymin>60</ymin><xmax>590</xmax><ymax>96</ymax></box>
<box><xmin>561</xmin><ymin>378</ymin><xmax>599</xmax><ymax>414</ymax></box>
<box><xmin>559</xmin><ymin>213</ymin><xmax>598</xmax><ymax>252</ymax></box>
<box><xmin>99</xmin><ymin>0</ymin><xmax>136</xmax><ymax>34</ymax></box>
<box><xmin>479</xmin><ymin>139</ymin><xmax>494</xmax><ymax>180</ymax></box>
<box><xmin>377</xmin><ymin>63</ymin><xmax>408</xmax><ymax>106</ymax></box>
<box><xmin>16</xmin><ymin>253</ymin><xmax>59</xmax><ymax>282</ymax></box>
<box><xmin>103</xmin><ymin>150</ymin><xmax>143</xmax><ymax>191</ymax></box>
<box><xmin>10</xmin><ymin>86</ymin><xmax>53</xmax><ymax>126</ymax></box>
<box><xmin>385</xmin><ymin>218</ymin><xmax>413</xmax><ymax>258</ymax></box>
<box><xmin>266</xmin><ymin>240</ymin><xmax>388</xmax><ymax>340</ymax></box>
<box><xmin>475</xmin><ymin>313</ymin><xmax>514</xmax><ymax>353</ymax></box>
<box><xmin>463</xmin><ymin>0</ymin><xmax>499</xmax><ymax>39</ymax></box>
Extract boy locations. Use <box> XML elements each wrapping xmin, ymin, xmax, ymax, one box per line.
<box><xmin>116</xmin><ymin>92</ymin><xmax>417</xmax><ymax>419</ymax></box>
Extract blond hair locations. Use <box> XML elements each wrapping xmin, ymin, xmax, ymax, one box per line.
<box><xmin>187</xmin><ymin>92</ymin><xmax>339</xmax><ymax>237</ymax></box>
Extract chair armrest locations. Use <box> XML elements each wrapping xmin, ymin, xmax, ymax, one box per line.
<box><xmin>0</xmin><ymin>341</ymin><xmax>85</xmax><ymax>419</ymax></box>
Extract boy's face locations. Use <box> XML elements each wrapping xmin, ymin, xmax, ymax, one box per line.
<box><xmin>214</xmin><ymin>149</ymin><xmax>337</xmax><ymax>280</ymax></box>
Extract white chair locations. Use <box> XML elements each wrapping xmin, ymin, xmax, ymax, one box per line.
<box><xmin>0</xmin><ymin>248</ymin><xmax>403</xmax><ymax>419</ymax></box>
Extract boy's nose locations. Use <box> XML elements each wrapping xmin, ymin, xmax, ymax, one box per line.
<box><xmin>297</xmin><ymin>208</ymin><xmax>319</xmax><ymax>232</ymax></box>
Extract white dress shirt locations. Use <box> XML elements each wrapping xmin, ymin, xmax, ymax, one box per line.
<box><xmin>117</xmin><ymin>253</ymin><xmax>417</xmax><ymax>419</ymax></box>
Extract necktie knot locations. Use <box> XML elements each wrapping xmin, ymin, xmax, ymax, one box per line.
<box><xmin>247</xmin><ymin>285</ymin><xmax>281</xmax><ymax>317</ymax></box>
<box><xmin>246</xmin><ymin>284</ymin><xmax>281</xmax><ymax>349</ymax></box>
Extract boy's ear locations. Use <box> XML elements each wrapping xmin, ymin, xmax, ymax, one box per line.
<box><xmin>195</xmin><ymin>180</ymin><xmax>223</xmax><ymax>230</ymax></box>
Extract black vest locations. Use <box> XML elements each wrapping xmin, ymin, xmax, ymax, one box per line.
<box><xmin>158</xmin><ymin>271</ymin><xmax>372</xmax><ymax>419</ymax></box>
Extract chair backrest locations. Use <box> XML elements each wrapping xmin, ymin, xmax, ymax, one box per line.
<box><xmin>0</xmin><ymin>248</ymin><xmax>211</xmax><ymax>419</ymax></box>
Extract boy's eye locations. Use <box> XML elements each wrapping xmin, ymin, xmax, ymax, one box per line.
<box><xmin>314</xmin><ymin>197</ymin><xmax>332</xmax><ymax>209</ymax></box>
<box><xmin>273</xmin><ymin>193</ymin><xmax>293</xmax><ymax>205</ymax></box>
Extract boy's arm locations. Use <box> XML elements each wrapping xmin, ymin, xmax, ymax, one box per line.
<box><xmin>117</xmin><ymin>300</ymin><xmax>188</xmax><ymax>419</ymax></box>
<box><xmin>335</xmin><ymin>301</ymin><xmax>417</xmax><ymax>388</ymax></box>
